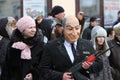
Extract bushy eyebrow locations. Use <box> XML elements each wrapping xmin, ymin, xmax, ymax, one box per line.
<box><xmin>65</xmin><ymin>25</ymin><xmax>80</xmax><ymax>28</ymax></box>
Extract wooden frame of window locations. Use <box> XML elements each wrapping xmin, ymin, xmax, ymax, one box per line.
<box><xmin>100</xmin><ymin>0</ymin><xmax>104</xmax><ymax>27</ymax></box>
<box><xmin>75</xmin><ymin>0</ymin><xmax>80</xmax><ymax>15</ymax></box>
<box><xmin>47</xmin><ymin>0</ymin><xmax>52</xmax><ymax>14</ymax></box>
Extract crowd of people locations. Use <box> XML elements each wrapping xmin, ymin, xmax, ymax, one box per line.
<box><xmin>0</xmin><ymin>5</ymin><xmax>120</xmax><ymax>80</ymax></box>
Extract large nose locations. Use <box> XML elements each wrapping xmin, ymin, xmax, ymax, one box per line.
<box><xmin>72</xmin><ymin>28</ymin><xmax>77</xmax><ymax>35</ymax></box>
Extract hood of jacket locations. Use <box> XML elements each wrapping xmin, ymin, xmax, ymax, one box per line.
<box><xmin>0</xmin><ymin>17</ymin><xmax>16</xmax><ymax>38</ymax></box>
<box><xmin>0</xmin><ymin>17</ymin><xmax>9</xmax><ymax>38</ymax></box>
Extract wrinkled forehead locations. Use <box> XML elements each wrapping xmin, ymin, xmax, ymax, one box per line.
<box><xmin>65</xmin><ymin>16</ymin><xmax>79</xmax><ymax>27</ymax></box>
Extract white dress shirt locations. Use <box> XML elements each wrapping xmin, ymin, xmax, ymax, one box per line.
<box><xmin>64</xmin><ymin>40</ymin><xmax>77</xmax><ymax>63</ymax></box>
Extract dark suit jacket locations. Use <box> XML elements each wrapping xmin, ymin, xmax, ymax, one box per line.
<box><xmin>40</xmin><ymin>37</ymin><xmax>103</xmax><ymax>80</ymax></box>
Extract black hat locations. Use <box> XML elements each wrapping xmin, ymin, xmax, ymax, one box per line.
<box><xmin>51</xmin><ymin>6</ymin><xmax>64</xmax><ymax>17</ymax></box>
<box><xmin>90</xmin><ymin>16</ymin><xmax>98</xmax><ymax>22</ymax></box>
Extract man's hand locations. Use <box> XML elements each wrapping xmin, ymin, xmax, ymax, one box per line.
<box><xmin>24</xmin><ymin>73</ymin><xmax>32</xmax><ymax>80</ymax></box>
<box><xmin>82</xmin><ymin>61</ymin><xmax>93</xmax><ymax>69</ymax></box>
<box><xmin>63</xmin><ymin>72</ymin><xmax>72</xmax><ymax>80</ymax></box>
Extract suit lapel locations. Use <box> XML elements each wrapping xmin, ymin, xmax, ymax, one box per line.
<box><xmin>57</xmin><ymin>39</ymin><xmax>73</xmax><ymax>65</ymax></box>
<box><xmin>73</xmin><ymin>39</ymin><xmax>83</xmax><ymax>64</ymax></box>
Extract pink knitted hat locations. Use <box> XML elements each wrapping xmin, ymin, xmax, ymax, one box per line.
<box><xmin>16</xmin><ymin>16</ymin><xmax>36</xmax><ymax>32</ymax></box>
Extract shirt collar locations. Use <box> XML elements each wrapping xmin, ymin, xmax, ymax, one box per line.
<box><xmin>64</xmin><ymin>40</ymin><xmax>77</xmax><ymax>48</ymax></box>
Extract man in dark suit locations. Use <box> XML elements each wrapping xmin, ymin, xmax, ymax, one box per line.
<box><xmin>39</xmin><ymin>16</ymin><xmax>103</xmax><ymax>80</ymax></box>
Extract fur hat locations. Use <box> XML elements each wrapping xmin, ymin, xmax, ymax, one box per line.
<box><xmin>51</xmin><ymin>6</ymin><xmax>64</xmax><ymax>17</ymax></box>
<box><xmin>91</xmin><ymin>26</ymin><xmax>107</xmax><ymax>39</ymax></box>
<box><xmin>113</xmin><ymin>22</ymin><xmax>120</xmax><ymax>34</ymax></box>
<box><xmin>16</xmin><ymin>16</ymin><xmax>36</xmax><ymax>32</ymax></box>
<box><xmin>91</xmin><ymin>26</ymin><xmax>110</xmax><ymax>56</ymax></box>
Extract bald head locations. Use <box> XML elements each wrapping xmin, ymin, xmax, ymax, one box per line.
<box><xmin>65</xmin><ymin>16</ymin><xmax>79</xmax><ymax>28</ymax></box>
<box><xmin>63</xmin><ymin>15</ymin><xmax>81</xmax><ymax>43</ymax></box>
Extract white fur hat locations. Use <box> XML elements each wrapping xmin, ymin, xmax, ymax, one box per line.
<box><xmin>91</xmin><ymin>26</ymin><xmax>110</xmax><ymax>56</ymax></box>
<box><xmin>91</xmin><ymin>26</ymin><xmax>107</xmax><ymax>39</ymax></box>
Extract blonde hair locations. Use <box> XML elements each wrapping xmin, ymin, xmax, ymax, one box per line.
<box><xmin>114</xmin><ymin>22</ymin><xmax>120</xmax><ymax>34</ymax></box>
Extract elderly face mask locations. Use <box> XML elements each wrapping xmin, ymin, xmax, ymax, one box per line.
<box><xmin>63</xmin><ymin>16</ymin><xmax>81</xmax><ymax>43</ymax></box>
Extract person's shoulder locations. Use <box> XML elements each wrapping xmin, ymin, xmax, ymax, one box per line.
<box><xmin>41</xmin><ymin>18</ymin><xmax>53</xmax><ymax>25</ymax></box>
<box><xmin>46</xmin><ymin>37</ymin><xmax>63</xmax><ymax>46</ymax></box>
<box><xmin>78</xmin><ymin>38</ymin><xmax>92</xmax><ymax>45</ymax></box>
<box><xmin>113</xmin><ymin>19</ymin><xmax>120</xmax><ymax>26</ymax></box>
<box><xmin>83</xmin><ymin>26</ymin><xmax>91</xmax><ymax>33</ymax></box>
<box><xmin>83</xmin><ymin>27</ymin><xmax>89</xmax><ymax>31</ymax></box>
<box><xmin>46</xmin><ymin>39</ymin><xmax>58</xmax><ymax>46</ymax></box>
<box><xmin>79</xmin><ymin>38</ymin><xmax>90</xmax><ymax>42</ymax></box>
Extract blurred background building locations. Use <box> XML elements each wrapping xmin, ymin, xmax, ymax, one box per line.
<box><xmin>0</xmin><ymin>0</ymin><xmax>120</xmax><ymax>28</ymax></box>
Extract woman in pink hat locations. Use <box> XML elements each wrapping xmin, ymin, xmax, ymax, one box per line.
<box><xmin>1</xmin><ymin>16</ymin><xmax>44</xmax><ymax>80</ymax></box>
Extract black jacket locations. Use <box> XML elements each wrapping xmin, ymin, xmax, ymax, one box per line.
<box><xmin>82</xmin><ymin>26</ymin><xmax>93</xmax><ymax>40</ymax></box>
<box><xmin>39</xmin><ymin>37</ymin><xmax>103</xmax><ymax>80</ymax></box>
<box><xmin>1</xmin><ymin>29</ymin><xmax>44</xmax><ymax>80</ymax></box>
<box><xmin>37</xmin><ymin>18</ymin><xmax>53</xmax><ymax>40</ymax></box>
<box><xmin>0</xmin><ymin>17</ymin><xmax>10</xmax><ymax>66</ymax></box>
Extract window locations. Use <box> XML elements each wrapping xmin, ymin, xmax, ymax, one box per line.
<box><xmin>80</xmin><ymin>0</ymin><xmax>100</xmax><ymax>18</ymax></box>
<box><xmin>22</xmin><ymin>0</ymin><xmax>47</xmax><ymax>19</ymax></box>
<box><xmin>77</xmin><ymin>0</ymin><xmax>101</xmax><ymax>29</ymax></box>
<box><xmin>0</xmin><ymin>0</ymin><xmax>20</xmax><ymax>20</ymax></box>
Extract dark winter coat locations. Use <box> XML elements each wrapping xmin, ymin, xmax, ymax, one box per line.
<box><xmin>82</xmin><ymin>26</ymin><xmax>93</xmax><ymax>40</ymax></box>
<box><xmin>1</xmin><ymin>29</ymin><xmax>44</xmax><ymax>80</ymax></box>
<box><xmin>113</xmin><ymin>18</ymin><xmax>120</xmax><ymax>27</ymax></box>
<box><xmin>0</xmin><ymin>17</ymin><xmax>10</xmax><ymax>66</ymax></box>
<box><xmin>37</xmin><ymin>18</ymin><xmax>53</xmax><ymax>40</ymax></box>
<box><xmin>0</xmin><ymin>18</ymin><xmax>12</xmax><ymax>79</ymax></box>
<box><xmin>108</xmin><ymin>36</ymin><xmax>120</xmax><ymax>80</ymax></box>
<box><xmin>39</xmin><ymin>37</ymin><xmax>103</xmax><ymax>80</ymax></box>
<box><xmin>0</xmin><ymin>38</ymin><xmax>10</xmax><ymax>66</ymax></box>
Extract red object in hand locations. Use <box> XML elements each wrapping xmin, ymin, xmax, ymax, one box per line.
<box><xmin>86</xmin><ymin>54</ymin><xmax>96</xmax><ymax>63</ymax></box>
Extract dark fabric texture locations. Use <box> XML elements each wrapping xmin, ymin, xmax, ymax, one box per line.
<box><xmin>39</xmin><ymin>37</ymin><xmax>103</xmax><ymax>80</ymax></box>
<box><xmin>0</xmin><ymin>38</ymin><xmax>10</xmax><ymax>65</ymax></box>
<box><xmin>108</xmin><ymin>37</ymin><xmax>120</xmax><ymax>80</ymax></box>
<box><xmin>0</xmin><ymin>17</ymin><xmax>9</xmax><ymax>38</ymax></box>
<box><xmin>112</xmin><ymin>18</ymin><xmax>120</xmax><ymax>27</ymax></box>
<box><xmin>0</xmin><ymin>17</ymin><xmax>10</xmax><ymax>79</ymax></box>
<box><xmin>37</xmin><ymin>18</ymin><xmax>53</xmax><ymax>40</ymax></box>
<box><xmin>71</xmin><ymin>43</ymin><xmax>77</xmax><ymax>59</ymax></box>
<box><xmin>82</xmin><ymin>26</ymin><xmax>93</xmax><ymax>40</ymax></box>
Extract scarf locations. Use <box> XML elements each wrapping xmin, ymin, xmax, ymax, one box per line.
<box><xmin>12</xmin><ymin>42</ymin><xmax>32</xmax><ymax>60</ymax></box>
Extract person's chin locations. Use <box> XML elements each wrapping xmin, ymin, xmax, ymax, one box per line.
<box><xmin>70</xmin><ymin>39</ymin><xmax>77</xmax><ymax>43</ymax></box>
<box><xmin>29</xmin><ymin>34</ymin><xmax>35</xmax><ymax>38</ymax></box>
